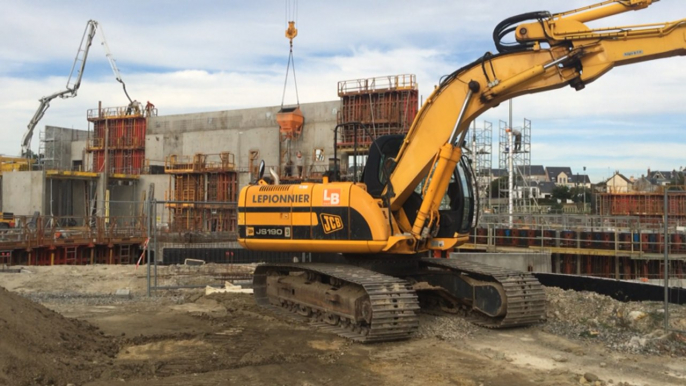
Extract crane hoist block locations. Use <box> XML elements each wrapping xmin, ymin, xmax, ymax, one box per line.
<box><xmin>277</xmin><ymin>106</ymin><xmax>304</xmax><ymax>139</ymax></box>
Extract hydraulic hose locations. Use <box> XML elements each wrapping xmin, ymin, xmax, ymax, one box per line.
<box><xmin>492</xmin><ymin>11</ymin><xmax>551</xmax><ymax>53</ymax></box>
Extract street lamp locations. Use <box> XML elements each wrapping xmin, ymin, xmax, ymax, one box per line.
<box><xmin>583</xmin><ymin>166</ymin><xmax>587</xmax><ymax>214</ymax></box>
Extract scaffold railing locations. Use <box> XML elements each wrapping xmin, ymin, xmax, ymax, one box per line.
<box><xmin>337</xmin><ymin>74</ymin><xmax>417</xmax><ymax>96</ymax></box>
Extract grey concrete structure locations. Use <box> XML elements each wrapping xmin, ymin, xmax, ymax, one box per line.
<box><xmin>42</xmin><ymin>126</ymin><xmax>89</xmax><ymax>171</ymax></box>
<box><xmin>449</xmin><ymin>252</ymin><xmax>552</xmax><ymax>273</ymax></box>
<box><xmin>147</xmin><ymin>100</ymin><xmax>341</xmax><ymax>187</ymax></box>
<box><xmin>2</xmin><ymin>171</ymin><xmax>45</xmax><ymax>216</ymax></box>
<box><xmin>3</xmin><ymin>100</ymin><xmax>343</xmax><ymax>221</ymax></box>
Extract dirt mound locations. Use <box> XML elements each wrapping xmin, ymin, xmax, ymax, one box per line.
<box><xmin>544</xmin><ymin>286</ymin><xmax>686</xmax><ymax>355</ymax></box>
<box><xmin>0</xmin><ymin>286</ymin><xmax>118</xmax><ymax>386</ymax></box>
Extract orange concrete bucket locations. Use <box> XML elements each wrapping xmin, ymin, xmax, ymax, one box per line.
<box><xmin>276</xmin><ymin>106</ymin><xmax>304</xmax><ymax>139</ymax></box>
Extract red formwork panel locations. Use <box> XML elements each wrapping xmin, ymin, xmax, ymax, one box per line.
<box><xmin>600</xmin><ymin>232</ymin><xmax>613</xmax><ymax>250</ymax></box>
<box><xmin>560</xmin><ymin>231</ymin><xmax>576</xmax><ymax>248</ymax></box>
<box><xmin>641</xmin><ymin>233</ymin><xmax>650</xmax><ymax>252</ymax></box>
<box><xmin>543</xmin><ymin>230</ymin><xmax>556</xmax><ymax>247</ymax></box>
<box><xmin>88</xmin><ymin>109</ymin><xmax>147</xmax><ymax>175</ymax></box>
<box><xmin>598</xmin><ymin>192</ymin><xmax>686</xmax><ymax>222</ymax></box>
<box><xmin>561</xmin><ymin>254</ymin><xmax>574</xmax><ymax>274</ymax></box>
<box><xmin>618</xmin><ymin>232</ymin><xmax>631</xmax><ymax>251</ymax></box>
<box><xmin>672</xmin><ymin>233</ymin><xmax>686</xmax><ymax>253</ymax></box>
<box><xmin>525</xmin><ymin>230</ymin><xmax>539</xmax><ymax>246</ymax></box>
<box><xmin>206</xmin><ymin>172</ymin><xmax>239</xmax><ymax>202</ymax></box>
<box><xmin>476</xmin><ymin>228</ymin><xmax>488</xmax><ymax>244</ymax></box>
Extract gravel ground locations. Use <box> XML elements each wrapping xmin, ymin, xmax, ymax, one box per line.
<box><xmin>543</xmin><ymin>286</ymin><xmax>686</xmax><ymax>356</ymax></box>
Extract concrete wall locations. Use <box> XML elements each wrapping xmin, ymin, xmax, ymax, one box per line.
<box><xmin>138</xmin><ymin>174</ymin><xmax>170</xmax><ymax>202</ymax></box>
<box><xmin>44</xmin><ymin>126</ymin><xmax>88</xmax><ymax>170</ymax></box>
<box><xmin>71</xmin><ymin>140</ymin><xmax>87</xmax><ymax>169</ymax></box>
<box><xmin>449</xmin><ymin>252</ymin><xmax>552</xmax><ymax>273</ymax></box>
<box><xmin>147</xmin><ymin>100</ymin><xmax>340</xmax><ymax>187</ymax></box>
<box><xmin>2</xmin><ymin>171</ymin><xmax>44</xmax><ymax>216</ymax></box>
<box><xmin>2</xmin><ymin>101</ymin><xmax>342</xmax><ymax>219</ymax></box>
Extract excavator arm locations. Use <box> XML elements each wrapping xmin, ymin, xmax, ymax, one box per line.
<box><xmin>383</xmin><ymin>0</ymin><xmax>686</xmax><ymax>252</ymax></box>
<box><xmin>238</xmin><ymin>0</ymin><xmax>684</xmax><ymax>255</ymax></box>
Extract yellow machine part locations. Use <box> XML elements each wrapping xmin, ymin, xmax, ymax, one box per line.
<box><xmin>238</xmin><ymin>182</ymin><xmax>390</xmax><ymax>253</ymax></box>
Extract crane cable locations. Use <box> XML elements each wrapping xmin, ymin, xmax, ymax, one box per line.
<box><xmin>281</xmin><ymin>0</ymin><xmax>300</xmax><ymax>109</ymax></box>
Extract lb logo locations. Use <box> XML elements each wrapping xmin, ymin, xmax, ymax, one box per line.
<box><xmin>320</xmin><ymin>213</ymin><xmax>344</xmax><ymax>234</ymax></box>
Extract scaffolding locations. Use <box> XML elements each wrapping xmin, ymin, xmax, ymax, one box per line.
<box><xmin>336</xmin><ymin>74</ymin><xmax>418</xmax><ymax>173</ymax></box>
<box><xmin>498</xmin><ymin>118</ymin><xmax>537</xmax><ymax>215</ymax></box>
<box><xmin>86</xmin><ymin>105</ymin><xmax>156</xmax><ymax>176</ymax></box>
<box><xmin>165</xmin><ymin>153</ymin><xmax>238</xmax><ymax>233</ymax></box>
<box><xmin>469</xmin><ymin>120</ymin><xmax>493</xmax><ymax>211</ymax></box>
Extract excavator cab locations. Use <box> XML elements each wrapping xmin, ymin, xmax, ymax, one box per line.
<box><xmin>363</xmin><ymin>134</ymin><xmax>478</xmax><ymax>238</ymax></box>
<box><xmin>436</xmin><ymin>155</ymin><xmax>477</xmax><ymax>238</ymax></box>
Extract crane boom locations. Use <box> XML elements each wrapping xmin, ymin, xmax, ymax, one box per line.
<box><xmin>21</xmin><ymin>20</ymin><xmax>132</xmax><ymax>157</ymax></box>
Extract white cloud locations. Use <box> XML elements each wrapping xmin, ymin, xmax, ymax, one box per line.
<box><xmin>0</xmin><ymin>0</ymin><xmax>684</xmax><ymax>182</ymax></box>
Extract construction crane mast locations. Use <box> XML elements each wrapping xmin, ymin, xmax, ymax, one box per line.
<box><xmin>21</xmin><ymin>19</ymin><xmax>132</xmax><ymax>157</ymax></box>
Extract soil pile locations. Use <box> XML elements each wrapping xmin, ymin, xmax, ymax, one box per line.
<box><xmin>0</xmin><ymin>286</ymin><xmax>117</xmax><ymax>386</ymax></box>
<box><xmin>544</xmin><ymin>286</ymin><xmax>686</xmax><ymax>355</ymax></box>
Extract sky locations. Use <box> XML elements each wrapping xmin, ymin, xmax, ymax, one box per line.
<box><xmin>1</xmin><ymin>0</ymin><xmax>685</xmax><ymax>183</ymax></box>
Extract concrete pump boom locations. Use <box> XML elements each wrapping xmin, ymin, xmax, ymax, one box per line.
<box><xmin>21</xmin><ymin>20</ymin><xmax>132</xmax><ymax>157</ymax></box>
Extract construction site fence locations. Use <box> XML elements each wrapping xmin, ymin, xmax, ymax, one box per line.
<box><xmin>470</xmin><ymin>213</ymin><xmax>686</xmax><ymax>280</ymax></box>
<box><xmin>0</xmin><ymin>213</ymin><xmax>147</xmax><ymax>250</ymax></box>
<box><xmin>153</xmin><ymin>200</ymin><xmax>238</xmax><ymax>234</ymax></box>
<box><xmin>479</xmin><ymin>213</ymin><xmax>683</xmax><ymax>231</ymax></box>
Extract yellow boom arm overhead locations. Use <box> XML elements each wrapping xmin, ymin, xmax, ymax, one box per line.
<box><xmin>387</xmin><ymin>1</ymin><xmax>686</xmax><ymax>216</ymax></box>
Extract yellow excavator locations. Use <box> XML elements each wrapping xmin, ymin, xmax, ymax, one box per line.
<box><xmin>238</xmin><ymin>0</ymin><xmax>686</xmax><ymax>342</ymax></box>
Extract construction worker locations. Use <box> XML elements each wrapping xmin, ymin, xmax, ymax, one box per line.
<box><xmin>284</xmin><ymin>158</ymin><xmax>294</xmax><ymax>177</ymax></box>
<box><xmin>512</xmin><ymin>128</ymin><xmax>522</xmax><ymax>152</ymax></box>
<box><xmin>295</xmin><ymin>150</ymin><xmax>304</xmax><ymax>178</ymax></box>
<box><xmin>145</xmin><ymin>101</ymin><xmax>155</xmax><ymax>115</ymax></box>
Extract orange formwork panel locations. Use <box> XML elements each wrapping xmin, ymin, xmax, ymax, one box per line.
<box><xmin>336</xmin><ymin>74</ymin><xmax>419</xmax><ymax>149</ymax></box>
<box><xmin>87</xmin><ymin>105</ymin><xmax>148</xmax><ymax>175</ymax></box>
<box><xmin>598</xmin><ymin>192</ymin><xmax>686</xmax><ymax>221</ymax></box>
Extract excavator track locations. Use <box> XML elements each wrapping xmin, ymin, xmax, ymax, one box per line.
<box><xmin>253</xmin><ymin>263</ymin><xmax>420</xmax><ymax>343</ymax></box>
<box><xmin>419</xmin><ymin>258</ymin><xmax>546</xmax><ymax>328</ymax></box>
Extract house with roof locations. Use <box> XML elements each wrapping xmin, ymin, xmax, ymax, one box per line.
<box><xmin>530</xmin><ymin>165</ymin><xmax>547</xmax><ymax>182</ymax></box>
<box><xmin>514</xmin><ymin>180</ymin><xmax>556</xmax><ymax>199</ymax></box>
<box><xmin>632</xmin><ymin>175</ymin><xmax>658</xmax><ymax>192</ymax></box>
<box><xmin>605</xmin><ymin>172</ymin><xmax>633</xmax><ymax>193</ymax></box>
<box><xmin>546</xmin><ymin>167</ymin><xmax>573</xmax><ymax>185</ymax></box>
<box><xmin>568</xmin><ymin>174</ymin><xmax>592</xmax><ymax>189</ymax></box>
<box><xmin>647</xmin><ymin>169</ymin><xmax>683</xmax><ymax>186</ymax></box>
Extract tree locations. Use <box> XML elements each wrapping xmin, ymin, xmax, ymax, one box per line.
<box><xmin>551</xmin><ymin>185</ymin><xmax>572</xmax><ymax>202</ymax></box>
